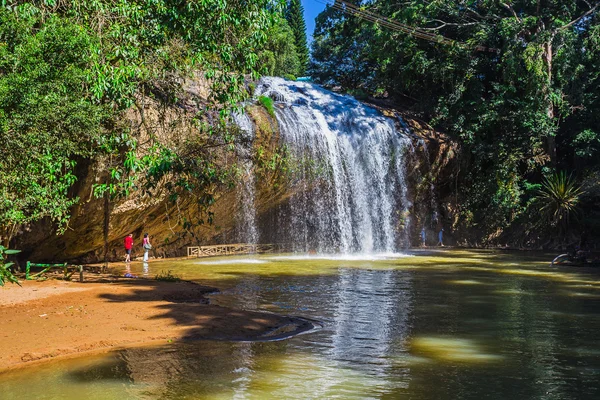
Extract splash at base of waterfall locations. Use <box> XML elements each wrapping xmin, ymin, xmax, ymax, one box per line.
<box><xmin>268</xmin><ymin>253</ymin><xmax>414</xmax><ymax>261</ymax></box>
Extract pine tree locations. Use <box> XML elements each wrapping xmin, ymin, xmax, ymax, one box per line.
<box><xmin>285</xmin><ymin>0</ymin><xmax>309</xmax><ymax>76</ymax></box>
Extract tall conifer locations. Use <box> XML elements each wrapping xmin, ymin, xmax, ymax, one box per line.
<box><xmin>285</xmin><ymin>0</ymin><xmax>309</xmax><ymax>75</ymax></box>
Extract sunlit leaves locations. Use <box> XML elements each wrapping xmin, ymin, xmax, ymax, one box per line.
<box><xmin>1</xmin><ymin>0</ymin><xmax>284</xmax><ymax>242</ymax></box>
<box><xmin>536</xmin><ymin>172</ymin><xmax>583</xmax><ymax>231</ymax></box>
<box><xmin>311</xmin><ymin>0</ymin><xmax>600</xmax><ymax>240</ymax></box>
<box><xmin>0</xmin><ymin>246</ymin><xmax>21</xmax><ymax>286</ymax></box>
<box><xmin>0</xmin><ymin>12</ymin><xmax>110</xmax><ymax>240</ymax></box>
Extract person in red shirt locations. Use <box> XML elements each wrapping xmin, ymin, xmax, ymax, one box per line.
<box><xmin>124</xmin><ymin>233</ymin><xmax>134</xmax><ymax>263</ymax></box>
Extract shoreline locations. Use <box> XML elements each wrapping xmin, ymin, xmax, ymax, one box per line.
<box><xmin>73</xmin><ymin>245</ymin><xmax>573</xmax><ymax>268</ymax></box>
<box><xmin>0</xmin><ymin>277</ymin><xmax>317</xmax><ymax>372</ymax></box>
<box><xmin>1</xmin><ymin>248</ymin><xmax>585</xmax><ymax>372</ymax></box>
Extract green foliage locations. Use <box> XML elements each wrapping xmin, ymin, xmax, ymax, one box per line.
<box><xmin>248</xmin><ymin>83</ymin><xmax>256</xmax><ymax>97</ymax></box>
<box><xmin>573</xmin><ymin>130</ymin><xmax>600</xmax><ymax>159</ymax></box>
<box><xmin>283</xmin><ymin>74</ymin><xmax>297</xmax><ymax>81</ymax></box>
<box><xmin>536</xmin><ymin>172</ymin><xmax>583</xmax><ymax>232</ymax></box>
<box><xmin>312</xmin><ymin>1</ymin><xmax>600</xmax><ymax>240</ymax></box>
<box><xmin>0</xmin><ymin>12</ymin><xmax>111</xmax><ymax>243</ymax></box>
<box><xmin>0</xmin><ymin>1</ymin><xmax>283</xmax><ymax>243</ymax></box>
<box><xmin>257</xmin><ymin>17</ymin><xmax>301</xmax><ymax>78</ymax></box>
<box><xmin>258</xmin><ymin>96</ymin><xmax>276</xmax><ymax>118</ymax></box>
<box><xmin>285</xmin><ymin>0</ymin><xmax>309</xmax><ymax>75</ymax></box>
<box><xmin>0</xmin><ymin>246</ymin><xmax>21</xmax><ymax>286</ymax></box>
<box><xmin>154</xmin><ymin>270</ymin><xmax>181</xmax><ymax>282</ymax></box>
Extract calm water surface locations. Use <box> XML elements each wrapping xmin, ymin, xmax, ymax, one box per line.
<box><xmin>1</xmin><ymin>250</ymin><xmax>599</xmax><ymax>399</ymax></box>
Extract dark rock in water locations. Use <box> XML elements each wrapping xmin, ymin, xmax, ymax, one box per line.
<box><xmin>293</xmin><ymin>98</ymin><xmax>309</xmax><ymax>106</ymax></box>
<box><xmin>267</xmin><ymin>90</ymin><xmax>287</xmax><ymax>103</ymax></box>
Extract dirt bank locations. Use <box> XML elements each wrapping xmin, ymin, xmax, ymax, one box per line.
<box><xmin>0</xmin><ymin>278</ymin><xmax>313</xmax><ymax>371</ymax></box>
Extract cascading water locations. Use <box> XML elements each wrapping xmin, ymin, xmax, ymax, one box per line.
<box><xmin>244</xmin><ymin>77</ymin><xmax>413</xmax><ymax>254</ymax></box>
<box><xmin>233</xmin><ymin>112</ymin><xmax>259</xmax><ymax>245</ymax></box>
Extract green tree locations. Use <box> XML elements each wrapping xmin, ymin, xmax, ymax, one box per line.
<box><xmin>0</xmin><ymin>13</ymin><xmax>111</xmax><ymax>245</ymax></box>
<box><xmin>0</xmin><ymin>0</ymin><xmax>283</xmax><ymax>250</ymax></box>
<box><xmin>257</xmin><ymin>17</ymin><xmax>301</xmax><ymax>77</ymax></box>
<box><xmin>311</xmin><ymin>1</ymin><xmax>600</xmax><ymax>240</ymax></box>
<box><xmin>285</xmin><ymin>0</ymin><xmax>310</xmax><ymax>75</ymax></box>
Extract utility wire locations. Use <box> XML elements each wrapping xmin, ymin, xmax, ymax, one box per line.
<box><xmin>313</xmin><ymin>0</ymin><xmax>499</xmax><ymax>53</ymax></box>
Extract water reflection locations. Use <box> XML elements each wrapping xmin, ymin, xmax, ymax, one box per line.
<box><xmin>1</xmin><ymin>251</ymin><xmax>600</xmax><ymax>399</ymax></box>
<box><xmin>410</xmin><ymin>336</ymin><xmax>503</xmax><ymax>363</ymax></box>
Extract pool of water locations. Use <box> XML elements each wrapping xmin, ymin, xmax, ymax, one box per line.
<box><xmin>1</xmin><ymin>250</ymin><xmax>600</xmax><ymax>399</ymax></box>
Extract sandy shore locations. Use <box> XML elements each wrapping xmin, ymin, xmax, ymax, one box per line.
<box><xmin>0</xmin><ymin>276</ymin><xmax>313</xmax><ymax>371</ymax></box>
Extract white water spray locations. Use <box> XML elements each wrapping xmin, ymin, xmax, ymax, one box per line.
<box><xmin>233</xmin><ymin>112</ymin><xmax>259</xmax><ymax>245</ymax></box>
<box><xmin>255</xmin><ymin>77</ymin><xmax>413</xmax><ymax>253</ymax></box>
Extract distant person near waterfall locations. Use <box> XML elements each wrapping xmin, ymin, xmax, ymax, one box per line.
<box><xmin>421</xmin><ymin>228</ymin><xmax>426</xmax><ymax>247</ymax></box>
<box><xmin>437</xmin><ymin>228</ymin><xmax>444</xmax><ymax>247</ymax></box>
<box><xmin>143</xmin><ymin>233</ymin><xmax>152</xmax><ymax>262</ymax></box>
<box><xmin>124</xmin><ymin>233</ymin><xmax>134</xmax><ymax>263</ymax></box>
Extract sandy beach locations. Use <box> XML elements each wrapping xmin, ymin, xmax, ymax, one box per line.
<box><xmin>0</xmin><ymin>276</ymin><xmax>313</xmax><ymax>371</ymax></box>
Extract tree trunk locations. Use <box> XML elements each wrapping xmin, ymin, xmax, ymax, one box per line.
<box><xmin>1</xmin><ymin>224</ymin><xmax>17</xmax><ymax>249</ymax></box>
<box><xmin>543</xmin><ymin>40</ymin><xmax>557</xmax><ymax>166</ymax></box>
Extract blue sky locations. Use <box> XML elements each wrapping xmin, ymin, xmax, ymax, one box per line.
<box><xmin>302</xmin><ymin>0</ymin><xmax>328</xmax><ymax>42</ymax></box>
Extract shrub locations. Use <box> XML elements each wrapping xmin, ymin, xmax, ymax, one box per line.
<box><xmin>258</xmin><ymin>95</ymin><xmax>276</xmax><ymax>118</ymax></box>
<box><xmin>0</xmin><ymin>246</ymin><xmax>21</xmax><ymax>286</ymax></box>
<box><xmin>536</xmin><ymin>172</ymin><xmax>583</xmax><ymax>232</ymax></box>
<box><xmin>155</xmin><ymin>270</ymin><xmax>181</xmax><ymax>282</ymax></box>
<box><xmin>247</xmin><ymin>82</ymin><xmax>256</xmax><ymax>96</ymax></box>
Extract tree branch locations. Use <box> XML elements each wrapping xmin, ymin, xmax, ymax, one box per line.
<box><xmin>559</xmin><ymin>1</ymin><xmax>600</xmax><ymax>31</ymax></box>
<box><xmin>421</xmin><ymin>19</ymin><xmax>479</xmax><ymax>31</ymax></box>
<box><xmin>501</xmin><ymin>2</ymin><xmax>522</xmax><ymax>22</ymax></box>
<box><xmin>465</xmin><ymin>7</ymin><xmax>489</xmax><ymax>21</ymax></box>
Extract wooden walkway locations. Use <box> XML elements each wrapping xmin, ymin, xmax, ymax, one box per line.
<box><xmin>187</xmin><ymin>243</ymin><xmax>279</xmax><ymax>258</ymax></box>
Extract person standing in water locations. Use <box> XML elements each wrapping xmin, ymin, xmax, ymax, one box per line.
<box><xmin>142</xmin><ymin>233</ymin><xmax>152</xmax><ymax>262</ymax></box>
<box><xmin>420</xmin><ymin>227</ymin><xmax>426</xmax><ymax>247</ymax></box>
<box><xmin>437</xmin><ymin>228</ymin><xmax>444</xmax><ymax>247</ymax></box>
<box><xmin>124</xmin><ymin>233</ymin><xmax>134</xmax><ymax>263</ymax></box>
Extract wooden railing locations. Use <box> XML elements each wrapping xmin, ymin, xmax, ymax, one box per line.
<box><xmin>187</xmin><ymin>243</ymin><xmax>282</xmax><ymax>258</ymax></box>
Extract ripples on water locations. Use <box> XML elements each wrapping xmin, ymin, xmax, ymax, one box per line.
<box><xmin>1</xmin><ymin>250</ymin><xmax>600</xmax><ymax>399</ymax></box>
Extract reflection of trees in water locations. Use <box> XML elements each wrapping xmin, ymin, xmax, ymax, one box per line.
<box><xmin>327</xmin><ymin>268</ymin><xmax>414</xmax><ymax>392</ymax></box>
<box><xmin>403</xmin><ymin>261</ymin><xmax>598</xmax><ymax>399</ymax></box>
<box><xmin>495</xmin><ymin>276</ymin><xmax>570</xmax><ymax>400</ymax></box>
<box><xmin>101</xmin><ymin>342</ymin><xmax>263</xmax><ymax>399</ymax></box>
<box><xmin>61</xmin><ymin>258</ymin><xmax>600</xmax><ymax>399</ymax></box>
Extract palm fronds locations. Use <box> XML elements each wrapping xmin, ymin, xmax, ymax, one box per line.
<box><xmin>537</xmin><ymin>172</ymin><xmax>583</xmax><ymax>231</ymax></box>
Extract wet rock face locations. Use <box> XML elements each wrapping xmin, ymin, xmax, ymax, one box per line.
<box><xmin>14</xmin><ymin>97</ymin><xmax>288</xmax><ymax>263</ymax></box>
<box><xmin>14</xmin><ymin>77</ymin><xmax>228</xmax><ymax>263</ymax></box>
<box><xmin>15</xmin><ymin>78</ymin><xmax>457</xmax><ymax>263</ymax></box>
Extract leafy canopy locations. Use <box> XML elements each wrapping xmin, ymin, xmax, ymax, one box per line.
<box><xmin>257</xmin><ymin>16</ymin><xmax>301</xmax><ymax>78</ymax></box>
<box><xmin>285</xmin><ymin>0</ymin><xmax>310</xmax><ymax>75</ymax></box>
<box><xmin>311</xmin><ymin>0</ymin><xmax>600</xmax><ymax>239</ymax></box>
<box><xmin>0</xmin><ymin>0</ymin><xmax>284</xmax><ymax>245</ymax></box>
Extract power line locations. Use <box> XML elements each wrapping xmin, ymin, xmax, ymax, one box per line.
<box><xmin>312</xmin><ymin>0</ymin><xmax>498</xmax><ymax>53</ymax></box>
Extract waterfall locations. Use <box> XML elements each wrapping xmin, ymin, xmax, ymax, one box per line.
<box><xmin>233</xmin><ymin>112</ymin><xmax>259</xmax><ymax>245</ymax></box>
<box><xmin>240</xmin><ymin>77</ymin><xmax>412</xmax><ymax>254</ymax></box>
